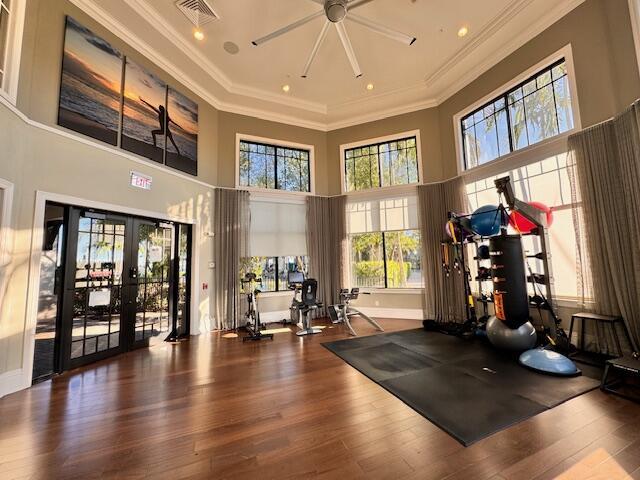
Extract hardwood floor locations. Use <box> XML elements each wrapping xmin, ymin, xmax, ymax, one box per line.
<box><xmin>1</xmin><ymin>318</ymin><xmax>640</xmax><ymax>480</ymax></box>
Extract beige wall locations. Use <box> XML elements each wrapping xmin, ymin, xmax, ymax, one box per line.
<box><xmin>17</xmin><ymin>0</ymin><xmax>220</xmax><ymax>185</ymax></box>
<box><xmin>322</xmin><ymin>0</ymin><xmax>640</xmax><ymax>184</ymax></box>
<box><xmin>438</xmin><ymin>0</ymin><xmax>640</xmax><ymax>178</ymax></box>
<box><xmin>0</xmin><ymin>100</ymin><xmax>215</xmax><ymax>379</ymax></box>
<box><xmin>16</xmin><ymin>0</ymin><xmax>333</xmax><ymax>194</ymax></box>
<box><xmin>2</xmin><ymin>0</ymin><xmax>640</xmax><ymax>387</ymax></box>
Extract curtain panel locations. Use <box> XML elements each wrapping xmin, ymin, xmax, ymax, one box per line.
<box><xmin>417</xmin><ymin>178</ymin><xmax>468</xmax><ymax>323</ymax></box>
<box><xmin>212</xmin><ymin>188</ymin><xmax>250</xmax><ymax>331</ymax></box>
<box><xmin>568</xmin><ymin>101</ymin><xmax>640</xmax><ymax>351</ymax></box>
<box><xmin>306</xmin><ymin>195</ymin><xmax>347</xmax><ymax>316</ymax></box>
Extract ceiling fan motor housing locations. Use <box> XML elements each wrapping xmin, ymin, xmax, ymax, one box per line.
<box><xmin>325</xmin><ymin>0</ymin><xmax>348</xmax><ymax>23</ymax></box>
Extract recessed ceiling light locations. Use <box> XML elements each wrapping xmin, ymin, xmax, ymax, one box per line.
<box><xmin>194</xmin><ymin>29</ymin><xmax>205</xmax><ymax>41</ymax></box>
<box><xmin>366</xmin><ymin>83</ymin><xmax>374</xmax><ymax>91</ymax></box>
<box><xmin>282</xmin><ymin>84</ymin><xmax>291</xmax><ymax>93</ymax></box>
<box><xmin>458</xmin><ymin>26</ymin><xmax>469</xmax><ymax>38</ymax></box>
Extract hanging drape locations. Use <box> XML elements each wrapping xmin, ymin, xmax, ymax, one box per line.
<box><xmin>567</xmin><ymin>101</ymin><xmax>640</xmax><ymax>351</ymax></box>
<box><xmin>306</xmin><ymin>195</ymin><xmax>347</xmax><ymax>316</ymax></box>
<box><xmin>417</xmin><ymin>177</ymin><xmax>469</xmax><ymax>323</ymax></box>
<box><xmin>212</xmin><ymin>188</ymin><xmax>250</xmax><ymax>331</ymax></box>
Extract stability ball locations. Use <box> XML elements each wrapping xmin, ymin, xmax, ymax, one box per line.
<box><xmin>470</xmin><ymin>205</ymin><xmax>506</xmax><ymax>237</ymax></box>
<box><xmin>509</xmin><ymin>202</ymin><xmax>554</xmax><ymax>234</ymax></box>
<box><xmin>486</xmin><ymin>316</ymin><xmax>537</xmax><ymax>351</ymax></box>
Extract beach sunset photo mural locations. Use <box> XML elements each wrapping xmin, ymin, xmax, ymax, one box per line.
<box><xmin>165</xmin><ymin>87</ymin><xmax>198</xmax><ymax>175</ymax></box>
<box><xmin>58</xmin><ymin>17</ymin><xmax>123</xmax><ymax>146</ymax></box>
<box><xmin>57</xmin><ymin>16</ymin><xmax>200</xmax><ymax>175</ymax></box>
<box><xmin>121</xmin><ymin>58</ymin><xmax>168</xmax><ymax>164</ymax></box>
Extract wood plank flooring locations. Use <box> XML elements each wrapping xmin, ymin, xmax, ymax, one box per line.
<box><xmin>1</xmin><ymin>318</ymin><xmax>640</xmax><ymax>480</ymax></box>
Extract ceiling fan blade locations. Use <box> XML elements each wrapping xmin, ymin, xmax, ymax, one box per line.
<box><xmin>348</xmin><ymin>0</ymin><xmax>376</xmax><ymax>10</ymax></box>
<box><xmin>302</xmin><ymin>21</ymin><xmax>331</xmax><ymax>78</ymax></box>
<box><xmin>335</xmin><ymin>22</ymin><xmax>362</xmax><ymax>78</ymax></box>
<box><xmin>252</xmin><ymin>10</ymin><xmax>324</xmax><ymax>46</ymax></box>
<box><xmin>347</xmin><ymin>13</ymin><xmax>416</xmax><ymax>46</ymax></box>
<box><xmin>308</xmin><ymin>0</ymin><xmax>325</xmax><ymax>4</ymax></box>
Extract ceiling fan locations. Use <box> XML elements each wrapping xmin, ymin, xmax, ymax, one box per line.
<box><xmin>251</xmin><ymin>0</ymin><xmax>416</xmax><ymax>79</ymax></box>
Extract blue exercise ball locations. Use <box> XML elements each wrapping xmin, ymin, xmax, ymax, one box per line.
<box><xmin>470</xmin><ymin>205</ymin><xmax>506</xmax><ymax>237</ymax></box>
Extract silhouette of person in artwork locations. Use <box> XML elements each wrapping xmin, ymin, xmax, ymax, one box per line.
<box><xmin>139</xmin><ymin>97</ymin><xmax>182</xmax><ymax>156</ymax></box>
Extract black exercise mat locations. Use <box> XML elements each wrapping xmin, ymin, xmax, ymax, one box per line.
<box><xmin>323</xmin><ymin>329</ymin><xmax>601</xmax><ymax>446</ymax></box>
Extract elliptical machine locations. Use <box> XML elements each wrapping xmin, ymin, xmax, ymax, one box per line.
<box><xmin>328</xmin><ymin>288</ymin><xmax>384</xmax><ymax>336</ymax></box>
<box><xmin>241</xmin><ymin>272</ymin><xmax>274</xmax><ymax>342</ymax></box>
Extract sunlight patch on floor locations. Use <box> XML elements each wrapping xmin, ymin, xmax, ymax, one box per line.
<box><xmin>553</xmin><ymin>447</ymin><xmax>630</xmax><ymax>479</ymax></box>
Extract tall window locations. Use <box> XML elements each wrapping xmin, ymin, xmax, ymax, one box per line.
<box><xmin>461</xmin><ymin>59</ymin><xmax>574</xmax><ymax>170</ymax></box>
<box><xmin>347</xmin><ymin>194</ymin><xmax>423</xmax><ymax>289</ymax></box>
<box><xmin>349</xmin><ymin>230</ymin><xmax>422</xmax><ymax>289</ymax></box>
<box><xmin>0</xmin><ymin>0</ymin><xmax>12</xmax><ymax>89</ymax></box>
<box><xmin>344</xmin><ymin>136</ymin><xmax>419</xmax><ymax>192</ymax></box>
<box><xmin>241</xmin><ymin>256</ymin><xmax>308</xmax><ymax>293</ymax></box>
<box><xmin>243</xmin><ymin>198</ymin><xmax>308</xmax><ymax>292</ymax></box>
<box><xmin>465</xmin><ymin>152</ymin><xmax>578</xmax><ymax>298</ymax></box>
<box><xmin>239</xmin><ymin>140</ymin><xmax>311</xmax><ymax>193</ymax></box>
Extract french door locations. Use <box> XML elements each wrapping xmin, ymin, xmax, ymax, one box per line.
<box><xmin>59</xmin><ymin>208</ymin><xmax>181</xmax><ymax>370</ymax></box>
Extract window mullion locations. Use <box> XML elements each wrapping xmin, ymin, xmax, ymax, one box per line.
<box><xmin>505</xmin><ymin>94</ymin><xmax>515</xmax><ymax>154</ymax></box>
<box><xmin>381</xmin><ymin>232</ymin><xmax>388</xmax><ymax>289</ymax></box>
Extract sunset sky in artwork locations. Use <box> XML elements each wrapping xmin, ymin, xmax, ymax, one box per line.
<box><xmin>64</xmin><ymin>18</ymin><xmax>122</xmax><ymax>96</ymax></box>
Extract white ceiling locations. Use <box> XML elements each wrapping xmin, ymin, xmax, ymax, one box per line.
<box><xmin>72</xmin><ymin>0</ymin><xmax>586</xmax><ymax>130</ymax></box>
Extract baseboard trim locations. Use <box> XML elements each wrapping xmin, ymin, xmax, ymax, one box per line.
<box><xmin>0</xmin><ymin>369</ymin><xmax>28</xmax><ymax>398</ymax></box>
<box><xmin>355</xmin><ymin>307</ymin><xmax>425</xmax><ymax>320</ymax></box>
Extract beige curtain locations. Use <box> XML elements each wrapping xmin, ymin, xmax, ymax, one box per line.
<box><xmin>568</xmin><ymin>101</ymin><xmax>640</xmax><ymax>351</ymax></box>
<box><xmin>212</xmin><ymin>188</ymin><xmax>250</xmax><ymax>330</ymax></box>
<box><xmin>306</xmin><ymin>195</ymin><xmax>347</xmax><ymax>315</ymax></box>
<box><xmin>417</xmin><ymin>177</ymin><xmax>469</xmax><ymax>323</ymax></box>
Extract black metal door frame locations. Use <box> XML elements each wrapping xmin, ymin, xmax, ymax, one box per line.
<box><xmin>57</xmin><ymin>207</ymin><xmax>191</xmax><ymax>372</ymax></box>
<box><xmin>60</xmin><ymin>208</ymin><xmax>132</xmax><ymax>371</ymax></box>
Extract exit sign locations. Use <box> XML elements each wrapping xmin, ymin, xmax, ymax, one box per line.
<box><xmin>130</xmin><ymin>171</ymin><xmax>152</xmax><ymax>190</ymax></box>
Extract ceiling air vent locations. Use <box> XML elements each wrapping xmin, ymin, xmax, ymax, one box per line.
<box><xmin>175</xmin><ymin>0</ymin><xmax>220</xmax><ymax>27</ymax></box>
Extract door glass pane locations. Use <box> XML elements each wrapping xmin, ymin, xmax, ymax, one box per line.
<box><xmin>33</xmin><ymin>205</ymin><xmax>65</xmax><ymax>381</ymax></box>
<box><xmin>176</xmin><ymin>225</ymin><xmax>189</xmax><ymax>335</ymax></box>
<box><xmin>135</xmin><ymin>223</ymin><xmax>173</xmax><ymax>342</ymax></box>
<box><xmin>71</xmin><ymin>216</ymin><xmax>125</xmax><ymax>359</ymax></box>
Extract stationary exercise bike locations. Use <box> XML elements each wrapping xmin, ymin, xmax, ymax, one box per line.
<box><xmin>241</xmin><ymin>272</ymin><xmax>274</xmax><ymax>342</ymax></box>
<box><xmin>328</xmin><ymin>288</ymin><xmax>384</xmax><ymax>336</ymax></box>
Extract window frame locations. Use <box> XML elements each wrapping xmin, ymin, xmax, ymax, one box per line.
<box><xmin>339</xmin><ymin>130</ymin><xmax>423</xmax><ymax>195</ymax></box>
<box><xmin>0</xmin><ymin>0</ymin><xmax>26</xmax><ymax>104</ymax></box>
<box><xmin>235</xmin><ymin>133</ymin><xmax>315</xmax><ymax>196</ymax></box>
<box><xmin>453</xmin><ymin>45</ymin><xmax>581</xmax><ymax>176</ymax></box>
<box><xmin>242</xmin><ymin>255</ymin><xmax>309</xmax><ymax>294</ymax></box>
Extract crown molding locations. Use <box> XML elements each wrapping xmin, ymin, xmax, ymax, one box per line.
<box><xmin>432</xmin><ymin>0</ymin><xmax>587</xmax><ymax>104</ymax></box>
<box><xmin>123</xmin><ymin>0</ymin><xmax>328</xmax><ymax>115</ymax></box>
<box><xmin>69</xmin><ymin>0</ymin><xmax>586</xmax><ymax>132</ymax></box>
<box><xmin>68</xmin><ymin>0</ymin><xmax>329</xmax><ymax>130</ymax></box>
<box><xmin>326</xmin><ymin>98</ymin><xmax>438</xmax><ymax>131</ymax></box>
<box><xmin>425</xmin><ymin>0</ymin><xmax>535</xmax><ymax>87</ymax></box>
